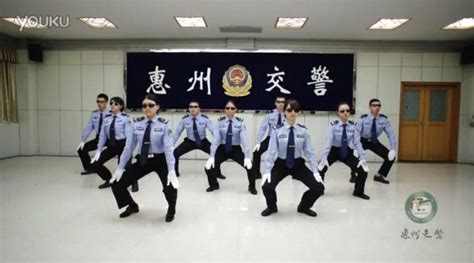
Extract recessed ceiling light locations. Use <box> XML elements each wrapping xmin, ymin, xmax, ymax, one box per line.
<box><xmin>442</xmin><ymin>18</ymin><xmax>474</xmax><ymax>30</ymax></box>
<box><xmin>2</xmin><ymin>17</ymin><xmax>46</xmax><ymax>29</ymax></box>
<box><xmin>275</xmin><ymin>17</ymin><xmax>308</xmax><ymax>29</ymax></box>
<box><xmin>78</xmin><ymin>17</ymin><xmax>117</xmax><ymax>29</ymax></box>
<box><xmin>175</xmin><ymin>17</ymin><xmax>207</xmax><ymax>28</ymax></box>
<box><xmin>368</xmin><ymin>18</ymin><xmax>410</xmax><ymax>30</ymax></box>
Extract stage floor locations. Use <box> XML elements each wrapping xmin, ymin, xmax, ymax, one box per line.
<box><xmin>1</xmin><ymin>157</ymin><xmax>472</xmax><ymax>262</ymax></box>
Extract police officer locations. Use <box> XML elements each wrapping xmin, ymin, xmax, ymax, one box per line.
<box><xmin>76</xmin><ymin>93</ymin><xmax>109</xmax><ymax>175</ymax></box>
<box><xmin>353</xmin><ymin>98</ymin><xmax>397</xmax><ymax>184</ymax></box>
<box><xmin>173</xmin><ymin>101</ymin><xmax>224</xmax><ymax>179</ymax></box>
<box><xmin>204</xmin><ymin>100</ymin><xmax>256</xmax><ymax>195</ymax></box>
<box><xmin>252</xmin><ymin>96</ymin><xmax>286</xmax><ymax>179</ymax></box>
<box><xmin>89</xmin><ymin>97</ymin><xmax>135</xmax><ymax>190</ymax></box>
<box><xmin>109</xmin><ymin>94</ymin><xmax>179</xmax><ymax>223</ymax></box>
<box><xmin>318</xmin><ymin>102</ymin><xmax>370</xmax><ymax>200</ymax></box>
<box><xmin>261</xmin><ymin>99</ymin><xmax>325</xmax><ymax>217</ymax></box>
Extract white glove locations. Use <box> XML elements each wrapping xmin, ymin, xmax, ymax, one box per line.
<box><xmin>317</xmin><ymin>159</ymin><xmax>329</xmax><ymax>171</ymax></box>
<box><xmin>357</xmin><ymin>160</ymin><xmax>369</xmax><ymax>172</ymax></box>
<box><xmin>109</xmin><ymin>168</ymin><xmax>125</xmax><ymax>183</ymax></box>
<box><xmin>253</xmin><ymin>144</ymin><xmax>261</xmax><ymax>152</ymax></box>
<box><xmin>261</xmin><ymin>173</ymin><xmax>271</xmax><ymax>186</ymax></box>
<box><xmin>167</xmin><ymin>170</ymin><xmax>180</xmax><ymax>189</ymax></box>
<box><xmin>76</xmin><ymin>141</ymin><xmax>85</xmax><ymax>151</ymax></box>
<box><xmin>205</xmin><ymin>157</ymin><xmax>215</xmax><ymax>170</ymax></box>
<box><xmin>91</xmin><ymin>151</ymin><xmax>101</xmax><ymax>163</ymax></box>
<box><xmin>353</xmin><ymin>150</ymin><xmax>359</xmax><ymax>158</ymax></box>
<box><xmin>244</xmin><ymin>158</ymin><xmax>253</xmax><ymax>170</ymax></box>
<box><xmin>313</xmin><ymin>172</ymin><xmax>325</xmax><ymax>187</ymax></box>
<box><xmin>388</xmin><ymin>150</ymin><xmax>396</xmax><ymax>161</ymax></box>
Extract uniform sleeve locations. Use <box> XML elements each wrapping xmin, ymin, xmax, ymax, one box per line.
<box><xmin>255</xmin><ymin>114</ymin><xmax>270</xmax><ymax>144</ymax></box>
<box><xmin>118</xmin><ymin>122</ymin><xmax>137</xmax><ymax>170</ymax></box>
<box><xmin>384</xmin><ymin>120</ymin><xmax>397</xmax><ymax>151</ymax></box>
<box><xmin>263</xmin><ymin>127</ymin><xmax>278</xmax><ymax>174</ymax></box>
<box><xmin>353</xmin><ymin>125</ymin><xmax>366</xmax><ymax>161</ymax></box>
<box><xmin>210</xmin><ymin>121</ymin><xmax>221</xmax><ymax>158</ymax></box>
<box><xmin>356</xmin><ymin>118</ymin><xmax>364</xmax><ymax>137</ymax></box>
<box><xmin>81</xmin><ymin>112</ymin><xmax>94</xmax><ymax>142</ymax></box>
<box><xmin>172</xmin><ymin>119</ymin><xmax>185</xmax><ymax>146</ymax></box>
<box><xmin>97</xmin><ymin>122</ymin><xmax>107</xmax><ymax>152</ymax></box>
<box><xmin>302</xmin><ymin>129</ymin><xmax>318</xmax><ymax>173</ymax></box>
<box><xmin>205</xmin><ymin>118</ymin><xmax>215</xmax><ymax>139</ymax></box>
<box><xmin>240</xmin><ymin>123</ymin><xmax>250</xmax><ymax>159</ymax></box>
<box><xmin>320</xmin><ymin>124</ymin><xmax>334</xmax><ymax>163</ymax></box>
<box><xmin>163</xmin><ymin>122</ymin><xmax>176</xmax><ymax>171</ymax></box>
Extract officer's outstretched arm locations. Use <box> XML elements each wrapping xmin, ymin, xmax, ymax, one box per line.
<box><xmin>163</xmin><ymin>122</ymin><xmax>176</xmax><ymax>171</ymax></box>
<box><xmin>118</xmin><ymin>123</ymin><xmax>137</xmax><ymax>170</ymax></box>
<box><xmin>303</xmin><ymin>130</ymin><xmax>318</xmax><ymax>173</ymax></box>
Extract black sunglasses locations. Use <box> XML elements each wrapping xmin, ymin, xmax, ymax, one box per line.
<box><xmin>370</xmin><ymin>104</ymin><xmax>381</xmax><ymax>107</ymax></box>
<box><xmin>110</xmin><ymin>101</ymin><xmax>120</xmax><ymax>106</ymax></box>
<box><xmin>225</xmin><ymin>107</ymin><xmax>236</xmax><ymax>110</ymax></box>
<box><xmin>189</xmin><ymin>105</ymin><xmax>199</xmax><ymax>108</ymax></box>
<box><xmin>275</xmin><ymin>100</ymin><xmax>285</xmax><ymax>104</ymax></box>
<box><xmin>339</xmin><ymin>109</ymin><xmax>350</xmax><ymax>113</ymax></box>
<box><xmin>286</xmin><ymin>108</ymin><xmax>300</xmax><ymax>113</ymax></box>
<box><xmin>96</xmin><ymin>100</ymin><xmax>107</xmax><ymax>104</ymax></box>
<box><xmin>142</xmin><ymin>103</ymin><xmax>156</xmax><ymax>109</ymax></box>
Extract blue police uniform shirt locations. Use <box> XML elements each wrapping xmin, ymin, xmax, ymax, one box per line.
<box><xmin>256</xmin><ymin>109</ymin><xmax>286</xmax><ymax>143</ymax></box>
<box><xmin>118</xmin><ymin>116</ymin><xmax>175</xmax><ymax>171</ymax></box>
<box><xmin>81</xmin><ymin>109</ymin><xmax>110</xmax><ymax>141</ymax></box>
<box><xmin>264</xmin><ymin>122</ymin><xmax>318</xmax><ymax>174</ymax></box>
<box><xmin>210</xmin><ymin>116</ymin><xmax>250</xmax><ymax>159</ymax></box>
<box><xmin>356</xmin><ymin>113</ymin><xmax>397</xmax><ymax>150</ymax></box>
<box><xmin>172</xmin><ymin>113</ymin><xmax>214</xmax><ymax>145</ymax></box>
<box><xmin>97</xmin><ymin>112</ymin><xmax>130</xmax><ymax>152</ymax></box>
<box><xmin>320</xmin><ymin>119</ymin><xmax>366</xmax><ymax>162</ymax></box>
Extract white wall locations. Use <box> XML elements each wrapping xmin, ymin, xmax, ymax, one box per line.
<box><xmin>0</xmin><ymin>122</ymin><xmax>20</xmax><ymax>158</ymax></box>
<box><xmin>13</xmin><ymin>49</ymin><xmax>474</xmax><ymax>163</ymax></box>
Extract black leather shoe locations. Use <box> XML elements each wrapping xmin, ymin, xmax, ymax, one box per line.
<box><xmin>261</xmin><ymin>207</ymin><xmax>278</xmax><ymax>217</ymax></box>
<box><xmin>349</xmin><ymin>173</ymin><xmax>356</xmax><ymax>183</ymax></box>
<box><xmin>81</xmin><ymin>170</ymin><xmax>94</xmax><ymax>175</ymax></box>
<box><xmin>119</xmin><ymin>204</ymin><xmax>139</xmax><ymax>218</ymax></box>
<box><xmin>131</xmin><ymin>182</ymin><xmax>139</xmax><ymax>192</ymax></box>
<box><xmin>297</xmin><ymin>206</ymin><xmax>317</xmax><ymax>217</ymax></box>
<box><xmin>206</xmin><ymin>185</ymin><xmax>220</xmax><ymax>192</ymax></box>
<box><xmin>353</xmin><ymin>192</ymin><xmax>370</xmax><ymax>200</ymax></box>
<box><xmin>98</xmin><ymin>181</ymin><xmax>111</xmax><ymax>189</ymax></box>
<box><xmin>217</xmin><ymin>174</ymin><xmax>226</xmax><ymax>179</ymax></box>
<box><xmin>374</xmin><ymin>175</ymin><xmax>390</xmax><ymax>184</ymax></box>
<box><xmin>165</xmin><ymin>213</ymin><xmax>175</xmax><ymax>222</ymax></box>
<box><xmin>248</xmin><ymin>186</ymin><xmax>257</xmax><ymax>195</ymax></box>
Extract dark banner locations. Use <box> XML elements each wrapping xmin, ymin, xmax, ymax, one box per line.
<box><xmin>126</xmin><ymin>52</ymin><xmax>354</xmax><ymax>111</ymax></box>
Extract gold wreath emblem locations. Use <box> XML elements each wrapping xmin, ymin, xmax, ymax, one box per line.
<box><xmin>222</xmin><ymin>65</ymin><xmax>252</xmax><ymax>97</ymax></box>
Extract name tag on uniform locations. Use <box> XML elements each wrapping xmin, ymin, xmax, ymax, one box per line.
<box><xmin>279</xmin><ymin>134</ymin><xmax>287</xmax><ymax>138</ymax></box>
<box><xmin>297</xmin><ymin>134</ymin><xmax>304</xmax><ymax>138</ymax></box>
<box><xmin>136</xmin><ymin>127</ymin><xmax>144</xmax><ymax>131</ymax></box>
<box><xmin>154</xmin><ymin>128</ymin><xmax>163</xmax><ymax>132</ymax></box>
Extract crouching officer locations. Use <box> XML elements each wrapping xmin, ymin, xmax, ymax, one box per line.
<box><xmin>261</xmin><ymin>99</ymin><xmax>325</xmax><ymax>217</ymax></box>
<box><xmin>172</xmin><ymin>100</ymin><xmax>225</xmax><ymax>179</ymax></box>
<box><xmin>318</xmin><ymin>102</ymin><xmax>370</xmax><ymax>200</ymax></box>
<box><xmin>204</xmin><ymin>100</ymin><xmax>256</xmax><ymax>195</ymax></box>
<box><xmin>109</xmin><ymin>94</ymin><xmax>179</xmax><ymax>223</ymax></box>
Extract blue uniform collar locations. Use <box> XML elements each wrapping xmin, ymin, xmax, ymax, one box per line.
<box><xmin>145</xmin><ymin>116</ymin><xmax>159</xmax><ymax>123</ymax></box>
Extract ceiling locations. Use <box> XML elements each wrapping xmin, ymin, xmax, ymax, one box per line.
<box><xmin>0</xmin><ymin>0</ymin><xmax>473</xmax><ymax>41</ymax></box>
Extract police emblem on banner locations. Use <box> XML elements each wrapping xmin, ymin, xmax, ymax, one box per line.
<box><xmin>222</xmin><ymin>65</ymin><xmax>252</xmax><ymax>97</ymax></box>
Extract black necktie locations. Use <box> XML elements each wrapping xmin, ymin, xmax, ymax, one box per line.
<box><xmin>225</xmin><ymin>120</ymin><xmax>233</xmax><ymax>153</ymax></box>
<box><xmin>109</xmin><ymin>116</ymin><xmax>116</xmax><ymax>147</ymax></box>
<box><xmin>286</xmin><ymin>126</ymin><xmax>295</xmax><ymax>169</ymax></box>
<box><xmin>371</xmin><ymin>117</ymin><xmax>378</xmax><ymax>144</ymax></box>
<box><xmin>97</xmin><ymin>112</ymin><xmax>103</xmax><ymax>136</ymax></box>
<box><xmin>140</xmin><ymin>120</ymin><xmax>152</xmax><ymax>166</ymax></box>
<box><xmin>277</xmin><ymin>113</ymin><xmax>282</xmax><ymax>126</ymax></box>
<box><xmin>193</xmin><ymin>117</ymin><xmax>202</xmax><ymax>147</ymax></box>
<box><xmin>340</xmin><ymin>124</ymin><xmax>348</xmax><ymax>159</ymax></box>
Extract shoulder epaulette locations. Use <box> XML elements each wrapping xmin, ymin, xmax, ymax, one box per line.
<box><xmin>348</xmin><ymin>120</ymin><xmax>355</xmax><ymax>125</ymax></box>
<box><xmin>330</xmin><ymin>120</ymin><xmax>339</xmax><ymax>125</ymax></box>
<box><xmin>133</xmin><ymin>116</ymin><xmax>145</xmax><ymax>122</ymax></box>
<box><xmin>105</xmin><ymin>114</ymin><xmax>112</xmax><ymax>118</ymax></box>
<box><xmin>93</xmin><ymin>109</ymin><xmax>99</xmax><ymax>113</ymax></box>
<box><xmin>379</xmin><ymin>114</ymin><xmax>387</xmax><ymax>118</ymax></box>
<box><xmin>266</xmin><ymin>110</ymin><xmax>273</xmax><ymax>114</ymax></box>
<box><xmin>274</xmin><ymin>123</ymin><xmax>284</xmax><ymax>129</ymax></box>
<box><xmin>218</xmin><ymin>116</ymin><xmax>226</xmax><ymax>121</ymax></box>
<box><xmin>201</xmin><ymin>114</ymin><xmax>209</xmax><ymax>119</ymax></box>
<box><xmin>360</xmin><ymin>114</ymin><xmax>368</xmax><ymax>118</ymax></box>
<box><xmin>182</xmin><ymin>114</ymin><xmax>189</xmax><ymax>119</ymax></box>
<box><xmin>121</xmin><ymin>112</ymin><xmax>128</xmax><ymax>117</ymax></box>
<box><xmin>297</xmin><ymin>123</ymin><xmax>307</xmax><ymax>129</ymax></box>
<box><xmin>236</xmin><ymin>117</ymin><xmax>244</xmax><ymax>122</ymax></box>
<box><xmin>158</xmin><ymin>117</ymin><xmax>169</xmax><ymax>124</ymax></box>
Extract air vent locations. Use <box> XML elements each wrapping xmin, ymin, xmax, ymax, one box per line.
<box><xmin>220</xmin><ymin>26</ymin><xmax>262</xmax><ymax>33</ymax></box>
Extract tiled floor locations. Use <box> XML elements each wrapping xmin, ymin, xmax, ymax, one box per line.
<box><xmin>1</xmin><ymin>157</ymin><xmax>473</xmax><ymax>262</ymax></box>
